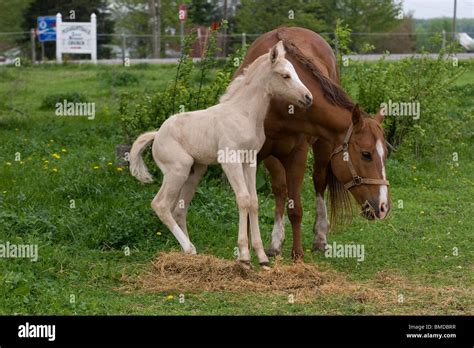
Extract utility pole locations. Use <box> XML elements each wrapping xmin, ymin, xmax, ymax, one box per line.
<box><xmin>452</xmin><ymin>0</ymin><xmax>457</xmax><ymax>41</ymax></box>
<box><xmin>149</xmin><ymin>0</ymin><xmax>161</xmax><ymax>58</ymax></box>
<box><xmin>223</xmin><ymin>0</ymin><xmax>228</xmax><ymax>57</ymax></box>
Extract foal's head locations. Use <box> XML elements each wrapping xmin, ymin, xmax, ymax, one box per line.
<box><xmin>266</xmin><ymin>41</ymin><xmax>313</xmax><ymax>109</ymax></box>
<box><xmin>330</xmin><ymin>104</ymin><xmax>391</xmax><ymax>220</ymax></box>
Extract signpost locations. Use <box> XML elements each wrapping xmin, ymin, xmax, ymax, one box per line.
<box><xmin>37</xmin><ymin>16</ymin><xmax>57</xmax><ymax>62</ymax></box>
<box><xmin>56</xmin><ymin>13</ymin><xmax>97</xmax><ymax>64</ymax></box>
<box><xmin>179</xmin><ymin>4</ymin><xmax>187</xmax><ymax>54</ymax></box>
<box><xmin>37</xmin><ymin>16</ymin><xmax>56</xmax><ymax>42</ymax></box>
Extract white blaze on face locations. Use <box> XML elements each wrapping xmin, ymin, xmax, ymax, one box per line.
<box><xmin>376</xmin><ymin>140</ymin><xmax>388</xmax><ymax>207</ymax></box>
<box><xmin>283</xmin><ymin>59</ymin><xmax>310</xmax><ymax>98</ymax></box>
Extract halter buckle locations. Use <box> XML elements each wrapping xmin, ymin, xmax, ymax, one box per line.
<box><xmin>342</xmin><ymin>143</ymin><xmax>349</xmax><ymax>152</ymax></box>
<box><xmin>353</xmin><ymin>176</ymin><xmax>363</xmax><ymax>186</ymax></box>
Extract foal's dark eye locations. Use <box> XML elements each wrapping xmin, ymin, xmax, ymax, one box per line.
<box><xmin>362</xmin><ymin>151</ymin><xmax>372</xmax><ymax>161</ymax></box>
<box><xmin>282</xmin><ymin>74</ymin><xmax>291</xmax><ymax>79</ymax></box>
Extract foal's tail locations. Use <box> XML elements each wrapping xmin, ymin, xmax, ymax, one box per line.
<box><xmin>129</xmin><ymin>131</ymin><xmax>157</xmax><ymax>183</ymax></box>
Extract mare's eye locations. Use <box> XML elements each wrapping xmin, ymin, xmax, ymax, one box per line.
<box><xmin>362</xmin><ymin>151</ymin><xmax>372</xmax><ymax>161</ymax></box>
<box><xmin>282</xmin><ymin>74</ymin><xmax>291</xmax><ymax>79</ymax></box>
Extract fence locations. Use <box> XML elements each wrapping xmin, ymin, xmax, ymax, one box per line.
<box><xmin>0</xmin><ymin>30</ymin><xmax>473</xmax><ymax>64</ymax></box>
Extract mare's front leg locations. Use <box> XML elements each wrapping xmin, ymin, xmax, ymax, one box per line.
<box><xmin>243</xmin><ymin>163</ymin><xmax>269</xmax><ymax>268</ymax></box>
<box><xmin>263</xmin><ymin>156</ymin><xmax>287</xmax><ymax>256</ymax></box>
<box><xmin>281</xmin><ymin>141</ymin><xmax>309</xmax><ymax>261</ymax></box>
<box><xmin>312</xmin><ymin>140</ymin><xmax>331</xmax><ymax>252</ymax></box>
<box><xmin>221</xmin><ymin>162</ymin><xmax>251</xmax><ymax>267</ymax></box>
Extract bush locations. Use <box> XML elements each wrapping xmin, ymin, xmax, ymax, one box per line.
<box><xmin>98</xmin><ymin>70</ymin><xmax>140</xmax><ymax>87</ymax></box>
<box><xmin>40</xmin><ymin>92</ymin><xmax>88</xmax><ymax>110</ymax></box>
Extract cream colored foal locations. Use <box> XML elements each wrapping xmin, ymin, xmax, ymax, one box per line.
<box><xmin>129</xmin><ymin>41</ymin><xmax>312</xmax><ymax>267</ymax></box>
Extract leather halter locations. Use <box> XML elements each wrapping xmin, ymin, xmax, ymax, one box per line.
<box><xmin>330</xmin><ymin>124</ymin><xmax>390</xmax><ymax>190</ymax></box>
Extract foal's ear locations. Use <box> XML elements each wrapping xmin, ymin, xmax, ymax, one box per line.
<box><xmin>270</xmin><ymin>40</ymin><xmax>285</xmax><ymax>64</ymax></box>
<box><xmin>374</xmin><ymin>107</ymin><xmax>385</xmax><ymax>124</ymax></box>
<box><xmin>352</xmin><ymin>103</ymin><xmax>362</xmax><ymax>127</ymax></box>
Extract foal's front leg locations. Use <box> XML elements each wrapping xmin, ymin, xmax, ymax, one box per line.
<box><xmin>221</xmin><ymin>163</ymin><xmax>251</xmax><ymax>266</ymax></box>
<box><xmin>243</xmin><ymin>163</ymin><xmax>269</xmax><ymax>267</ymax></box>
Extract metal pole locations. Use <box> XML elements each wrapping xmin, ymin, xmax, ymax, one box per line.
<box><xmin>121</xmin><ymin>33</ymin><xmax>126</xmax><ymax>64</ymax></box>
<box><xmin>30</xmin><ymin>29</ymin><xmax>36</xmax><ymax>64</ymax></box>
<box><xmin>452</xmin><ymin>0</ymin><xmax>457</xmax><ymax>41</ymax></box>
<box><xmin>41</xmin><ymin>41</ymin><xmax>45</xmax><ymax>62</ymax></box>
<box><xmin>180</xmin><ymin>21</ymin><xmax>184</xmax><ymax>54</ymax></box>
<box><xmin>442</xmin><ymin>30</ymin><xmax>446</xmax><ymax>50</ymax></box>
<box><xmin>242</xmin><ymin>32</ymin><xmax>246</xmax><ymax>48</ymax></box>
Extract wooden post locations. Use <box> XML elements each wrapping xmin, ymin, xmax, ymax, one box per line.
<box><xmin>30</xmin><ymin>28</ymin><xmax>36</xmax><ymax>64</ymax></box>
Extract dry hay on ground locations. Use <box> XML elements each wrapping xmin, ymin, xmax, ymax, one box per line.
<box><xmin>121</xmin><ymin>251</ymin><xmax>358</xmax><ymax>301</ymax></box>
<box><xmin>120</xmin><ymin>252</ymin><xmax>473</xmax><ymax>313</ymax></box>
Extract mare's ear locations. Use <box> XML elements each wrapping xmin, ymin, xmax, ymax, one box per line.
<box><xmin>270</xmin><ymin>40</ymin><xmax>285</xmax><ymax>64</ymax></box>
<box><xmin>352</xmin><ymin>103</ymin><xmax>362</xmax><ymax>129</ymax></box>
<box><xmin>374</xmin><ymin>107</ymin><xmax>385</xmax><ymax>124</ymax></box>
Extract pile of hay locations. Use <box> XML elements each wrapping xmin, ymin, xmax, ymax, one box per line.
<box><xmin>122</xmin><ymin>252</ymin><xmax>349</xmax><ymax>297</ymax></box>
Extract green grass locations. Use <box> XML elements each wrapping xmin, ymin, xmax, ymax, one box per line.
<box><xmin>0</xmin><ymin>62</ymin><xmax>473</xmax><ymax>315</ymax></box>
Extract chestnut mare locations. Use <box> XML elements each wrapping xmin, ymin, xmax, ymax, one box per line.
<box><xmin>235</xmin><ymin>27</ymin><xmax>391</xmax><ymax>261</ymax></box>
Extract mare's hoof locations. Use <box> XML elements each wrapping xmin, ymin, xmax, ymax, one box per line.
<box><xmin>265</xmin><ymin>248</ymin><xmax>281</xmax><ymax>257</ymax></box>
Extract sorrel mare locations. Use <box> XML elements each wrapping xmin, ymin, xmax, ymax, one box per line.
<box><xmin>129</xmin><ymin>41</ymin><xmax>312</xmax><ymax>268</ymax></box>
<box><xmin>235</xmin><ymin>27</ymin><xmax>391</xmax><ymax>261</ymax></box>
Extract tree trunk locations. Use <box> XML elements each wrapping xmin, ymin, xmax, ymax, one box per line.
<box><xmin>148</xmin><ymin>0</ymin><xmax>161</xmax><ymax>58</ymax></box>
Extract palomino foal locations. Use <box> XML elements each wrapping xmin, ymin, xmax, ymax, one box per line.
<box><xmin>129</xmin><ymin>41</ymin><xmax>312</xmax><ymax>268</ymax></box>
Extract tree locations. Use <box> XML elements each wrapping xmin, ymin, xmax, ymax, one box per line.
<box><xmin>235</xmin><ymin>0</ymin><xmax>327</xmax><ymax>35</ymax></box>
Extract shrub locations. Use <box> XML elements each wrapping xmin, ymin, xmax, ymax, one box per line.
<box><xmin>40</xmin><ymin>92</ymin><xmax>88</xmax><ymax>110</ymax></box>
<box><xmin>98</xmin><ymin>70</ymin><xmax>140</xmax><ymax>87</ymax></box>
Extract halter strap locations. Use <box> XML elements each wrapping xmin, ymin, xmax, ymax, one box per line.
<box><xmin>331</xmin><ymin>124</ymin><xmax>390</xmax><ymax>190</ymax></box>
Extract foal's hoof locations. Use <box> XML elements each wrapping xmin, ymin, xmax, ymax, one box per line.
<box><xmin>260</xmin><ymin>262</ymin><xmax>271</xmax><ymax>271</ymax></box>
<box><xmin>239</xmin><ymin>260</ymin><xmax>252</xmax><ymax>270</ymax></box>
<box><xmin>265</xmin><ymin>247</ymin><xmax>281</xmax><ymax>257</ymax></box>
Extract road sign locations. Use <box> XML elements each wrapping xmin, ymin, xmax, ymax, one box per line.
<box><xmin>179</xmin><ymin>4</ymin><xmax>187</xmax><ymax>22</ymax></box>
<box><xmin>37</xmin><ymin>16</ymin><xmax>56</xmax><ymax>42</ymax></box>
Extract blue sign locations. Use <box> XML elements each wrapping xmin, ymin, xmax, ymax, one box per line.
<box><xmin>37</xmin><ymin>16</ymin><xmax>56</xmax><ymax>42</ymax></box>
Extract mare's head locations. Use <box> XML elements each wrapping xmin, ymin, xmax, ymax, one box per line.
<box><xmin>266</xmin><ymin>41</ymin><xmax>313</xmax><ymax>109</ymax></box>
<box><xmin>330</xmin><ymin>104</ymin><xmax>391</xmax><ymax>220</ymax></box>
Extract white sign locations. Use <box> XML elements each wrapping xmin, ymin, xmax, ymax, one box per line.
<box><xmin>56</xmin><ymin>13</ymin><xmax>97</xmax><ymax>63</ymax></box>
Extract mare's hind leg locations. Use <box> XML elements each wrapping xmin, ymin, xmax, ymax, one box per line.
<box><xmin>281</xmin><ymin>140</ymin><xmax>310</xmax><ymax>261</ymax></box>
<box><xmin>264</xmin><ymin>156</ymin><xmax>287</xmax><ymax>257</ymax></box>
<box><xmin>312</xmin><ymin>140</ymin><xmax>331</xmax><ymax>252</ymax></box>
<box><xmin>172</xmin><ymin>163</ymin><xmax>208</xmax><ymax>236</ymax></box>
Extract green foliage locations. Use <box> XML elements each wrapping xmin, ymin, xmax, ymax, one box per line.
<box><xmin>40</xmin><ymin>92</ymin><xmax>88</xmax><ymax>110</ymax></box>
<box><xmin>342</xmin><ymin>53</ymin><xmax>465</xmax><ymax>156</ymax></box>
<box><xmin>235</xmin><ymin>0</ymin><xmax>327</xmax><ymax>34</ymax></box>
<box><xmin>98</xmin><ymin>70</ymin><xmax>140</xmax><ymax>87</ymax></box>
<box><xmin>119</xmin><ymin>29</ymin><xmax>247</xmax><ymax>141</ymax></box>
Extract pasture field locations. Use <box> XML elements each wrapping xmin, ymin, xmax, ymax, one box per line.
<box><xmin>0</xmin><ymin>62</ymin><xmax>473</xmax><ymax>315</ymax></box>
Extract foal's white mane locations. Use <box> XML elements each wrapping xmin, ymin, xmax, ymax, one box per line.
<box><xmin>219</xmin><ymin>53</ymin><xmax>271</xmax><ymax>104</ymax></box>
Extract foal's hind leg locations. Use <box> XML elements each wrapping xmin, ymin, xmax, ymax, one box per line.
<box><xmin>172</xmin><ymin>164</ymin><xmax>208</xmax><ymax>236</ymax></box>
<box><xmin>264</xmin><ymin>156</ymin><xmax>287</xmax><ymax>257</ymax></box>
